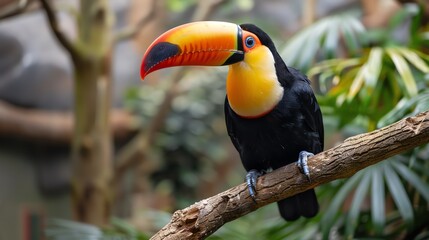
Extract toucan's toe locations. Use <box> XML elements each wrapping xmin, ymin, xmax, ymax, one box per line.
<box><xmin>246</xmin><ymin>169</ymin><xmax>262</xmax><ymax>201</ymax></box>
<box><xmin>297</xmin><ymin>151</ymin><xmax>314</xmax><ymax>181</ymax></box>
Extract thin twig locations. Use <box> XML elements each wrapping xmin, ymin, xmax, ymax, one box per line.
<box><xmin>39</xmin><ymin>0</ymin><xmax>79</xmax><ymax>59</ymax></box>
<box><xmin>0</xmin><ymin>0</ymin><xmax>34</xmax><ymax>20</ymax></box>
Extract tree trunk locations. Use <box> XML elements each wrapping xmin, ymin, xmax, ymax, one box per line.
<box><xmin>40</xmin><ymin>0</ymin><xmax>158</xmax><ymax>225</ymax></box>
<box><xmin>70</xmin><ymin>0</ymin><xmax>113</xmax><ymax>226</ymax></box>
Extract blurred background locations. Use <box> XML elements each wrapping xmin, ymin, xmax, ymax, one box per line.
<box><xmin>0</xmin><ymin>0</ymin><xmax>428</xmax><ymax>239</ymax></box>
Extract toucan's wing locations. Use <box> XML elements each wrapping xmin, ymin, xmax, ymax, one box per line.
<box><xmin>224</xmin><ymin>97</ymin><xmax>241</xmax><ymax>152</ymax></box>
<box><xmin>291</xmin><ymin>68</ymin><xmax>324</xmax><ymax>152</ymax></box>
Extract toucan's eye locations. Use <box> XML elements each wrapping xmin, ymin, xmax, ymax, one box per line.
<box><xmin>245</xmin><ymin>36</ymin><xmax>255</xmax><ymax>48</ymax></box>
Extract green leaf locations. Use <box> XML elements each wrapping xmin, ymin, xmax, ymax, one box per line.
<box><xmin>392</xmin><ymin>161</ymin><xmax>429</xmax><ymax>202</ymax></box>
<box><xmin>384</xmin><ymin>162</ymin><xmax>414</xmax><ymax>226</ymax></box>
<box><xmin>340</xmin><ymin>15</ymin><xmax>365</xmax><ymax>53</ymax></box>
<box><xmin>397</xmin><ymin>48</ymin><xmax>429</xmax><ymax>73</ymax></box>
<box><xmin>388</xmin><ymin>5</ymin><xmax>415</xmax><ymax>30</ymax></box>
<box><xmin>283</xmin><ymin>28</ymin><xmax>313</xmax><ymax>67</ymax></box>
<box><xmin>308</xmin><ymin>59</ymin><xmax>341</xmax><ymax>77</ymax></box>
<box><xmin>321</xmin><ymin>173</ymin><xmax>363</xmax><ymax>238</ymax></box>
<box><xmin>323</xmin><ymin>18</ymin><xmax>340</xmax><ymax>57</ymax></box>
<box><xmin>377</xmin><ymin>98</ymin><xmax>413</xmax><ymax>127</ymax></box>
<box><xmin>371</xmin><ymin>165</ymin><xmax>386</xmax><ymax>234</ymax></box>
<box><xmin>282</xmin><ymin>12</ymin><xmax>365</xmax><ymax>69</ymax></box>
<box><xmin>347</xmin><ymin>64</ymin><xmax>365</xmax><ymax>101</ymax></box>
<box><xmin>329</xmin><ymin>67</ymin><xmax>359</xmax><ymax>97</ymax></box>
<box><xmin>386</xmin><ymin>48</ymin><xmax>418</xmax><ymax>97</ymax></box>
<box><xmin>365</xmin><ymin>47</ymin><xmax>383</xmax><ymax>88</ymax></box>
<box><xmin>378</xmin><ymin>89</ymin><xmax>429</xmax><ymax>128</ymax></box>
<box><xmin>297</xmin><ymin>36</ymin><xmax>320</xmax><ymax>69</ymax></box>
<box><xmin>414</xmin><ymin>91</ymin><xmax>429</xmax><ymax>114</ymax></box>
<box><xmin>343</xmin><ymin>47</ymin><xmax>383</xmax><ymax>102</ymax></box>
<box><xmin>335</xmin><ymin>58</ymin><xmax>362</xmax><ymax>73</ymax></box>
<box><xmin>345</xmin><ymin>170</ymin><xmax>371</xmax><ymax>237</ymax></box>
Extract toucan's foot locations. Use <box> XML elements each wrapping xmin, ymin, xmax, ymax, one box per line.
<box><xmin>297</xmin><ymin>151</ymin><xmax>314</xmax><ymax>181</ymax></box>
<box><xmin>246</xmin><ymin>169</ymin><xmax>262</xmax><ymax>201</ymax></box>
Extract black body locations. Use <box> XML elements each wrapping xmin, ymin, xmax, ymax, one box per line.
<box><xmin>224</xmin><ymin>24</ymin><xmax>324</xmax><ymax>221</ymax></box>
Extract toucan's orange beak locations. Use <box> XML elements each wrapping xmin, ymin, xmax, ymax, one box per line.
<box><xmin>140</xmin><ymin>21</ymin><xmax>244</xmax><ymax>79</ymax></box>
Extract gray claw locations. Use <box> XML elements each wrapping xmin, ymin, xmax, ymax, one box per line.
<box><xmin>297</xmin><ymin>151</ymin><xmax>314</xmax><ymax>181</ymax></box>
<box><xmin>246</xmin><ymin>169</ymin><xmax>262</xmax><ymax>201</ymax></box>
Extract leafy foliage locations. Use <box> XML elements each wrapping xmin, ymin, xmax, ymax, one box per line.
<box><xmin>378</xmin><ymin>88</ymin><xmax>429</xmax><ymax>127</ymax></box>
<box><xmin>281</xmin><ymin>11</ymin><xmax>365</xmax><ymax>71</ymax></box>
<box><xmin>295</xmin><ymin>4</ymin><xmax>429</xmax><ymax>239</ymax></box>
<box><xmin>309</xmin><ymin>46</ymin><xmax>429</xmax><ymax>129</ymax></box>
<box><xmin>320</xmin><ymin>156</ymin><xmax>429</xmax><ymax>239</ymax></box>
<box><xmin>118</xmin><ymin>3</ymin><xmax>429</xmax><ymax>240</ymax></box>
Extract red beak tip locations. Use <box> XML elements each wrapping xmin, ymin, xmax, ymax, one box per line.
<box><xmin>140</xmin><ymin>69</ymin><xmax>148</xmax><ymax>80</ymax></box>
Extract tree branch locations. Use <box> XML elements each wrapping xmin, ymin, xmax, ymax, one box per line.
<box><xmin>0</xmin><ymin>100</ymin><xmax>137</xmax><ymax>143</ymax></box>
<box><xmin>0</xmin><ymin>0</ymin><xmax>38</xmax><ymax>20</ymax></box>
<box><xmin>39</xmin><ymin>0</ymin><xmax>79</xmax><ymax>59</ymax></box>
<box><xmin>150</xmin><ymin>110</ymin><xmax>429</xmax><ymax>240</ymax></box>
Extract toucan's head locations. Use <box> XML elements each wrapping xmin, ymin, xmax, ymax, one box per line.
<box><xmin>140</xmin><ymin>21</ymin><xmax>285</xmax><ymax>118</ymax></box>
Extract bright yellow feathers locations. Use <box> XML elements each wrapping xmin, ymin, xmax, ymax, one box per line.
<box><xmin>226</xmin><ymin>45</ymin><xmax>284</xmax><ymax>118</ymax></box>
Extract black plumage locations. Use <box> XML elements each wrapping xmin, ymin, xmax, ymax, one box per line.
<box><xmin>224</xmin><ymin>24</ymin><xmax>324</xmax><ymax>221</ymax></box>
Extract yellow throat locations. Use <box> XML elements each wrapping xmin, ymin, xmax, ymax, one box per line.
<box><xmin>226</xmin><ymin>45</ymin><xmax>284</xmax><ymax>118</ymax></box>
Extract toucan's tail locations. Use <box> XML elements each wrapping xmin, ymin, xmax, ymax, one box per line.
<box><xmin>277</xmin><ymin>189</ymin><xmax>319</xmax><ymax>221</ymax></box>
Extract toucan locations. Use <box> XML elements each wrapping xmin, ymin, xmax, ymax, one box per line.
<box><xmin>140</xmin><ymin>21</ymin><xmax>324</xmax><ymax>221</ymax></box>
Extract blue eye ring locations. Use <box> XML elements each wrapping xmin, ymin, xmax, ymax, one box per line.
<box><xmin>245</xmin><ymin>36</ymin><xmax>255</xmax><ymax>48</ymax></box>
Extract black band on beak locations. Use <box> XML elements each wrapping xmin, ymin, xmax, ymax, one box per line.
<box><xmin>222</xmin><ymin>25</ymin><xmax>244</xmax><ymax>65</ymax></box>
<box><xmin>143</xmin><ymin>42</ymin><xmax>181</xmax><ymax>73</ymax></box>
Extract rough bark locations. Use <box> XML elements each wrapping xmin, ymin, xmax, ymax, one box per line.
<box><xmin>71</xmin><ymin>52</ymin><xmax>113</xmax><ymax>225</ymax></box>
<box><xmin>151</xmin><ymin>110</ymin><xmax>429</xmax><ymax>240</ymax></box>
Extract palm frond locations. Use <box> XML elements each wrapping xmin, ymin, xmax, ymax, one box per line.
<box><xmin>321</xmin><ymin>171</ymin><xmax>364</xmax><ymax>239</ymax></box>
<box><xmin>378</xmin><ymin>89</ymin><xmax>429</xmax><ymax>127</ymax></box>
<box><xmin>370</xmin><ymin>166</ymin><xmax>386</xmax><ymax>235</ymax></box>
<box><xmin>345</xmin><ymin>171</ymin><xmax>371</xmax><ymax>237</ymax></box>
<box><xmin>281</xmin><ymin>12</ymin><xmax>365</xmax><ymax>71</ymax></box>
<box><xmin>383</xmin><ymin>162</ymin><xmax>414</xmax><ymax>226</ymax></box>
<box><xmin>386</xmin><ymin>47</ymin><xmax>418</xmax><ymax>97</ymax></box>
